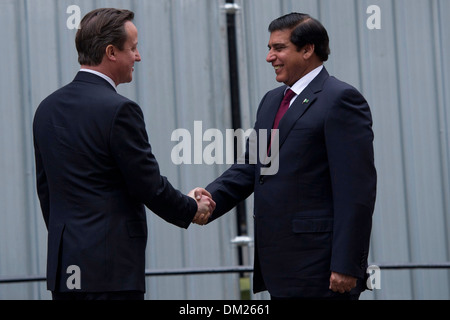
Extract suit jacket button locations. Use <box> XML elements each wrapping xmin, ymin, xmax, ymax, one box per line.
<box><xmin>259</xmin><ymin>177</ymin><xmax>264</xmax><ymax>185</ymax></box>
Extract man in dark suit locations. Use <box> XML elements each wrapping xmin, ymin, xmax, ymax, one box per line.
<box><xmin>33</xmin><ymin>8</ymin><xmax>214</xmax><ymax>300</ymax></box>
<box><xmin>203</xmin><ymin>13</ymin><xmax>377</xmax><ymax>299</ymax></box>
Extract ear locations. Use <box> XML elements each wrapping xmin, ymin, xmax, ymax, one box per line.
<box><xmin>303</xmin><ymin>44</ymin><xmax>315</xmax><ymax>59</ymax></box>
<box><xmin>105</xmin><ymin>45</ymin><xmax>116</xmax><ymax>61</ymax></box>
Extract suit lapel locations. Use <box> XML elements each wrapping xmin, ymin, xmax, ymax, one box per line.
<box><xmin>275</xmin><ymin>67</ymin><xmax>329</xmax><ymax>150</ymax></box>
<box><xmin>277</xmin><ymin>87</ymin><xmax>317</xmax><ymax>148</ymax></box>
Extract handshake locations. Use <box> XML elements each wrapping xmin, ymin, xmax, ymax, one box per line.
<box><xmin>188</xmin><ymin>188</ymin><xmax>216</xmax><ymax>226</ymax></box>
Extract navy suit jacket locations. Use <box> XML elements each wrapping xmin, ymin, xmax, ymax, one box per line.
<box><xmin>33</xmin><ymin>72</ymin><xmax>197</xmax><ymax>293</ymax></box>
<box><xmin>206</xmin><ymin>67</ymin><xmax>377</xmax><ymax>298</ymax></box>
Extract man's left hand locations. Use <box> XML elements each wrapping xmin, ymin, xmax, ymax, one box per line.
<box><xmin>329</xmin><ymin>272</ymin><xmax>357</xmax><ymax>293</ymax></box>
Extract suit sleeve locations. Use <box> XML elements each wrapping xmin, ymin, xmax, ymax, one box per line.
<box><xmin>205</xmin><ymin>131</ymin><xmax>256</xmax><ymax>222</ymax></box>
<box><xmin>33</xmin><ymin>137</ymin><xmax>50</xmax><ymax>229</ymax></box>
<box><xmin>325</xmin><ymin>87</ymin><xmax>377</xmax><ymax>278</ymax></box>
<box><xmin>205</xmin><ymin>92</ymin><xmax>271</xmax><ymax>222</ymax></box>
<box><xmin>206</xmin><ymin>162</ymin><xmax>255</xmax><ymax>222</ymax></box>
<box><xmin>110</xmin><ymin>102</ymin><xmax>197</xmax><ymax>229</ymax></box>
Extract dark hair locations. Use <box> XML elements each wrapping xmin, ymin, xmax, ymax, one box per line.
<box><xmin>75</xmin><ymin>8</ymin><xmax>135</xmax><ymax>66</ymax></box>
<box><xmin>268</xmin><ymin>12</ymin><xmax>330</xmax><ymax>62</ymax></box>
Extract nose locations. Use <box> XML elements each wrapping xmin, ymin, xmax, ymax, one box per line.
<box><xmin>266</xmin><ymin>50</ymin><xmax>275</xmax><ymax>63</ymax></box>
<box><xmin>135</xmin><ymin>49</ymin><xmax>142</xmax><ymax>62</ymax></box>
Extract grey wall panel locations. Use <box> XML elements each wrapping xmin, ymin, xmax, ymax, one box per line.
<box><xmin>437</xmin><ymin>0</ymin><xmax>450</xmax><ymax>268</ymax></box>
<box><xmin>0</xmin><ymin>0</ymin><xmax>48</xmax><ymax>300</ymax></box>
<box><xmin>356</xmin><ymin>0</ymin><xmax>416</xmax><ymax>300</ymax></box>
<box><xmin>391</xmin><ymin>0</ymin><xmax>449</xmax><ymax>299</ymax></box>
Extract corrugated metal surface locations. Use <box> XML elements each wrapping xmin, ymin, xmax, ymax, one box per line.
<box><xmin>1</xmin><ymin>0</ymin><xmax>449</xmax><ymax>300</ymax></box>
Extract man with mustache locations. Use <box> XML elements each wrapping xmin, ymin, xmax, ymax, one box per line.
<box><xmin>203</xmin><ymin>13</ymin><xmax>377</xmax><ymax>300</ymax></box>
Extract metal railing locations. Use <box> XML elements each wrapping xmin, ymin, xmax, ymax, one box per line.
<box><xmin>1</xmin><ymin>263</ymin><xmax>450</xmax><ymax>285</ymax></box>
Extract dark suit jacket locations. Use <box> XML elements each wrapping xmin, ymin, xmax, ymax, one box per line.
<box><xmin>206</xmin><ymin>67</ymin><xmax>377</xmax><ymax>298</ymax></box>
<box><xmin>33</xmin><ymin>72</ymin><xmax>197</xmax><ymax>293</ymax></box>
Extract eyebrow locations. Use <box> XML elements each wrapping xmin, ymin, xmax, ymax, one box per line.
<box><xmin>268</xmin><ymin>43</ymin><xmax>288</xmax><ymax>50</ymax></box>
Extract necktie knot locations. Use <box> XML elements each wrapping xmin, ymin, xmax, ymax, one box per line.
<box><xmin>273</xmin><ymin>89</ymin><xmax>296</xmax><ymax>130</ymax></box>
<box><xmin>284</xmin><ymin>89</ymin><xmax>297</xmax><ymax>102</ymax></box>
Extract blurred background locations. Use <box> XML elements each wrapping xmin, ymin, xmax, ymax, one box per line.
<box><xmin>0</xmin><ymin>0</ymin><xmax>449</xmax><ymax>300</ymax></box>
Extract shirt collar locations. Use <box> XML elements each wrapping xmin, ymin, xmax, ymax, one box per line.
<box><xmin>286</xmin><ymin>65</ymin><xmax>324</xmax><ymax>96</ymax></box>
<box><xmin>80</xmin><ymin>69</ymin><xmax>117</xmax><ymax>91</ymax></box>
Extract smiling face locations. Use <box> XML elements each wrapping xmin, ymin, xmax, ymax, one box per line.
<box><xmin>113</xmin><ymin>21</ymin><xmax>141</xmax><ymax>85</ymax></box>
<box><xmin>266</xmin><ymin>29</ymin><xmax>310</xmax><ymax>87</ymax></box>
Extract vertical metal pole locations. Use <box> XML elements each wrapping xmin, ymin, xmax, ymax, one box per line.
<box><xmin>223</xmin><ymin>0</ymin><xmax>248</xmax><ymax>288</ymax></box>
<box><xmin>224</xmin><ymin>2</ymin><xmax>247</xmax><ymax>241</ymax></box>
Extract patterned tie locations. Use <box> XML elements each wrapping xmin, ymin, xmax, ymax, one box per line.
<box><xmin>273</xmin><ymin>89</ymin><xmax>296</xmax><ymax>129</ymax></box>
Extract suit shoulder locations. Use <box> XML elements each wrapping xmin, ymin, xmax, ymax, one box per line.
<box><xmin>103</xmin><ymin>90</ymin><xmax>137</xmax><ymax>107</ymax></box>
<box><xmin>110</xmin><ymin>94</ymin><xmax>144</xmax><ymax>122</ymax></box>
<box><xmin>321</xmin><ymin>76</ymin><xmax>371</xmax><ymax>117</ymax></box>
<box><xmin>35</xmin><ymin>83</ymin><xmax>72</xmax><ymax>116</ymax></box>
<box><xmin>37</xmin><ymin>82</ymin><xmax>71</xmax><ymax>103</ymax></box>
<box><xmin>35</xmin><ymin>82</ymin><xmax>141</xmax><ymax>124</ymax></box>
<box><xmin>72</xmin><ymin>80</ymin><xmax>140</xmax><ymax>111</ymax></box>
<box><xmin>324</xmin><ymin>76</ymin><xmax>363</xmax><ymax>95</ymax></box>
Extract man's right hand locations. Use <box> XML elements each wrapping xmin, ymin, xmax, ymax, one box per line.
<box><xmin>188</xmin><ymin>188</ymin><xmax>216</xmax><ymax>225</ymax></box>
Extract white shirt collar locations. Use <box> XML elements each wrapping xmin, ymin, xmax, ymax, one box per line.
<box><xmin>80</xmin><ymin>69</ymin><xmax>117</xmax><ymax>91</ymax></box>
<box><xmin>286</xmin><ymin>65</ymin><xmax>324</xmax><ymax>97</ymax></box>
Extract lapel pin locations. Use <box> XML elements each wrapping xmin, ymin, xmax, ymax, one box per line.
<box><xmin>303</xmin><ymin>99</ymin><xmax>310</xmax><ymax>104</ymax></box>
